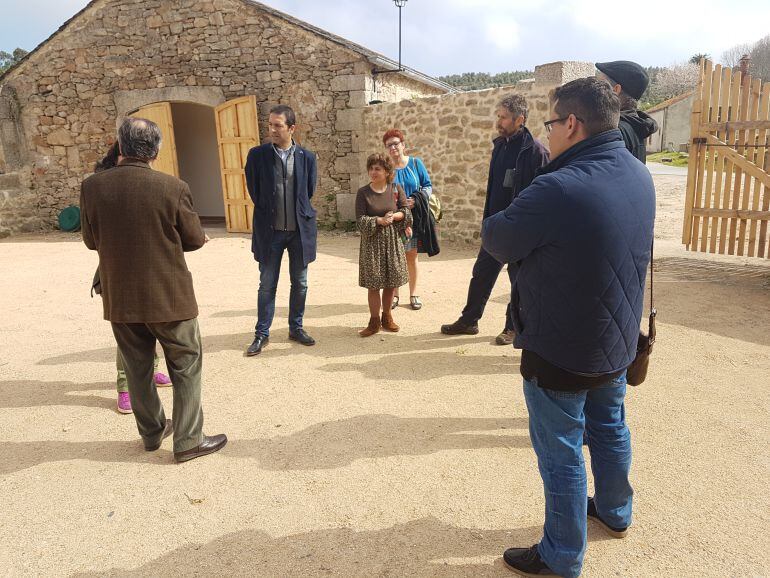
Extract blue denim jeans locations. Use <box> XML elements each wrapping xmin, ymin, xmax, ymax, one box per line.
<box><xmin>523</xmin><ymin>373</ymin><xmax>633</xmax><ymax>578</ymax></box>
<box><xmin>255</xmin><ymin>230</ymin><xmax>308</xmax><ymax>337</ymax></box>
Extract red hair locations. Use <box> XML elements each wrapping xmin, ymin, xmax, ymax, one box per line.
<box><xmin>382</xmin><ymin>128</ymin><xmax>405</xmax><ymax>145</ymax></box>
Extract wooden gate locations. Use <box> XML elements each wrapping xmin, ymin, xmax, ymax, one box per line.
<box><xmin>129</xmin><ymin>102</ymin><xmax>179</xmax><ymax>178</ymax></box>
<box><xmin>683</xmin><ymin>59</ymin><xmax>770</xmax><ymax>257</ymax></box>
<box><xmin>215</xmin><ymin>96</ymin><xmax>259</xmax><ymax>233</ymax></box>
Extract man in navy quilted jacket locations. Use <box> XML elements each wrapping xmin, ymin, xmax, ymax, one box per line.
<box><xmin>482</xmin><ymin>77</ymin><xmax>655</xmax><ymax>578</ymax></box>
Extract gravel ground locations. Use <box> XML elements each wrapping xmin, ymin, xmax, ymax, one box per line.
<box><xmin>0</xmin><ymin>174</ymin><xmax>768</xmax><ymax>577</ymax></box>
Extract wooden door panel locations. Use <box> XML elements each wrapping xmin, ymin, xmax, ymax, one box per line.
<box><xmin>129</xmin><ymin>102</ymin><xmax>179</xmax><ymax>178</ymax></box>
<box><xmin>215</xmin><ymin>96</ymin><xmax>259</xmax><ymax>233</ymax></box>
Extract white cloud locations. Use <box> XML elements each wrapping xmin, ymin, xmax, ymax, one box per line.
<box><xmin>485</xmin><ymin>18</ymin><xmax>521</xmax><ymax>52</ymax></box>
<box><xmin>4</xmin><ymin>0</ymin><xmax>770</xmax><ymax>76</ymax></box>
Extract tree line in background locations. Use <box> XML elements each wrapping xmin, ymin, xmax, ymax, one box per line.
<box><xmin>0</xmin><ymin>48</ymin><xmax>29</xmax><ymax>74</ymax></box>
<box><xmin>437</xmin><ymin>71</ymin><xmax>533</xmax><ymax>90</ymax></box>
<box><xmin>440</xmin><ymin>35</ymin><xmax>770</xmax><ymax>111</ymax></box>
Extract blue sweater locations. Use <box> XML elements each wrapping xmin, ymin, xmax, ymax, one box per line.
<box><xmin>393</xmin><ymin>157</ymin><xmax>431</xmax><ymax>198</ymax></box>
<box><xmin>481</xmin><ymin>130</ymin><xmax>655</xmax><ymax>376</ymax></box>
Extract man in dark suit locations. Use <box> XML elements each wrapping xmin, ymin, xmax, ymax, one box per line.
<box><xmin>441</xmin><ymin>94</ymin><xmax>550</xmax><ymax>346</ymax></box>
<box><xmin>80</xmin><ymin>117</ymin><xmax>226</xmax><ymax>463</ymax></box>
<box><xmin>244</xmin><ymin>104</ymin><xmax>318</xmax><ymax>356</ymax></box>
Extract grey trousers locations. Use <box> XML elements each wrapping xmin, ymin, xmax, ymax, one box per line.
<box><xmin>111</xmin><ymin>318</ymin><xmax>205</xmax><ymax>453</ymax></box>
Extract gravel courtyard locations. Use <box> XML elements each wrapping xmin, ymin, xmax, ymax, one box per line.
<box><xmin>0</xmin><ymin>171</ymin><xmax>768</xmax><ymax>576</ymax></box>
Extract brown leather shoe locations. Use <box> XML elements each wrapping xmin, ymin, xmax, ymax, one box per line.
<box><xmin>495</xmin><ymin>328</ymin><xmax>515</xmax><ymax>346</ymax></box>
<box><xmin>381</xmin><ymin>311</ymin><xmax>400</xmax><ymax>332</ymax></box>
<box><xmin>359</xmin><ymin>316</ymin><xmax>381</xmax><ymax>337</ymax></box>
<box><xmin>144</xmin><ymin>419</ymin><xmax>174</xmax><ymax>451</ymax></box>
<box><xmin>174</xmin><ymin>434</ymin><xmax>228</xmax><ymax>463</ymax></box>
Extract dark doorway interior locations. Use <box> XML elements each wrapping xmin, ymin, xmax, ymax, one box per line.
<box><xmin>171</xmin><ymin>102</ymin><xmax>225</xmax><ymax>219</ymax></box>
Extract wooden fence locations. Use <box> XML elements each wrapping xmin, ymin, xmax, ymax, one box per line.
<box><xmin>682</xmin><ymin>59</ymin><xmax>770</xmax><ymax>257</ymax></box>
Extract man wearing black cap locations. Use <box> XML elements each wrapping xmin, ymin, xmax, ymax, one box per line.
<box><xmin>595</xmin><ymin>60</ymin><xmax>659</xmax><ymax>162</ymax></box>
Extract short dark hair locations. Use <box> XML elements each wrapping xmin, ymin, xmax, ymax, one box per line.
<box><xmin>94</xmin><ymin>141</ymin><xmax>120</xmax><ymax>172</ymax></box>
<box><xmin>498</xmin><ymin>94</ymin><xmax>528</xmax><ymax>120</ymax></box>
<box><xmin>366</xmin><ymin>152</ymin><xmax>395</xmax><ymax>183</ymax></box>
<box><xmin>117</xmin><ymin>117</ymin><xmax>162</xmax><ymax>161</ymax></box>
<box><xmin>551</xmin><ymin>77</ymin><xmax>620</xmax><ymax>136</ymax></box>
<box><xmin>270</xmin><ymin>104</ymin><xmax>296</xmax><ymax>127</ymax></box>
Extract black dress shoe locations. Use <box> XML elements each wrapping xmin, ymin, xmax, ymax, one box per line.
<box><xmin>246</xmin><ymin>335</ymin><xmax>269</xmax><ymax>356</ymax></box>
<box><xmin>174</xmin><ymin>434</ymin><xmax>228</xmax><ymax>463</ymax></box>
<box><xmin>289</xmin><ymin>328</ymin><xmax>316</xmax><ymax>346</ymax></box>
<box><xmin>440</xmin><ymin>319</ymin><xmax>480</xmax><ymax>335</ymax></box>
<box><xmin>144</xmin><ymin>419</ymin><xmax>173</xmax><ymax>451</ymax></box>
<box><xmin>588</xmin><ymin>497</ymin><xmax>629</xmax><ymax>538</ymax></box>
<box><xmin>502</xmin><ymin>545</ymin><xmax>557</xmax><ymax>576</ymax></box>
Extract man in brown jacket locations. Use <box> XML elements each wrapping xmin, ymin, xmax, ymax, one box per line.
<box><xmin>80</xmin><ymin>117</ymin><xmax>226</xmax><ymax>463</ymax></box>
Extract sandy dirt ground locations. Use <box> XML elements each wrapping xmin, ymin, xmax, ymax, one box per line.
<box><xmin>0</xmin><ymin>172</ymin><xmax>768</xmax><ymax>577</ymax></box>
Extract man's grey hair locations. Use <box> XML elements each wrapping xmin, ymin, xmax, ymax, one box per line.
<box><xmin>117</xmin><ymin>117</ymin><xmax>162</xmax><ymax>161</ymax></box>
<box><xmin>498</xmin><ymin>94</ymin><xmax>528</xmax><ymax>120</ymax></box>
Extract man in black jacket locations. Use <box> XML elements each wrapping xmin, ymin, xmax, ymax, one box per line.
<box><xmin>441</xmin><ymin>94</ymin><xmax>549</xmax><ymax>345</ymax></box>
<box><xmin>595</xmin><ymin>60</ymin><xmax>659</xmax><ymax>162</ymax></box>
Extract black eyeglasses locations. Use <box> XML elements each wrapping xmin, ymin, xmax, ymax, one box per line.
<box><xmin>385</xmin><ymin>141</ymin><xmax>402</xmax><ymax>149</ymax></box>
<box><xmin>543</xmin><ymin>114</ymin><xmax>584</xmax><ymax>133</ymax></box>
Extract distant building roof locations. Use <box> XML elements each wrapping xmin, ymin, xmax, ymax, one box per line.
<box><xmin>646</xmin><ymin>90</ymin><xmax>695</xmax><ymax>114</ymax></box>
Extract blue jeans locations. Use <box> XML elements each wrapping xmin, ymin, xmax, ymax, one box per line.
<box><xmin>523</xmin><ymin>373</ymin><xmax>633</xmax><ymax>578</ymax></box>
<box><xmin>255</xmin><ymin>230</ymin><xmax>308</xmax><ymax>337</ymax></box>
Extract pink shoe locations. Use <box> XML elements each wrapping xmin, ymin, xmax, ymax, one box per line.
<box><xmin>117</xmin><ymin>392</ymin><xmax>132</xmax><ymax>414</ymax></box>
<box><xmin>154</xmin><ymin>372</ymin><xmax>172</xmax><ymax>387</ymax></box>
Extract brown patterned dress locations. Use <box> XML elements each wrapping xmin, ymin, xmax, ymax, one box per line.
<box><xmin>356</xmin><ymin>183</ymin><xmax>413</xmax><ymax>289</ymax></box>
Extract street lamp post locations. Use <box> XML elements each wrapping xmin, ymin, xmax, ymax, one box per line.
<box><xmin>395</xmin><ymin>0</ymin><xmax>406</xmax><ymax>70</ymax></box>
<box><xmin>372</xmin><ymin>0</ymin><xmax>408</xmax><ymax>75</ymax></box>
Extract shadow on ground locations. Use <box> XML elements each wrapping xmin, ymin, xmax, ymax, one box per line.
<box><xmin>36</xmin><ymin>329</ymin><xmax>504</xmax><ymax>365</ymax></box>
<box><xmin>0</xmin><ymin>380</ymin><xmax>114</xmax><ymax>411</ymax></box>
<box><xmin>226</xmin><ymin>414</ymin><xmax>529</xmax><ymax>470</ymax></box>
<box><xmin>655</xmin><ymin>256</ymin><xmax>770</xmax><ymax>346</ymax></box>
<box><xmin>211</xmin><ymin>303</ymin><xmax>370</xmax><ymax>319</ymax></box>
<box><xmin>73</xmin><ymin>517</ymin><xmax>542</xmax><ymax>577</ymax></box>
<box><xmin>0</xmin><ymin>414</ymin><xmax>526</xmax><ymax>476</ymax></box>
<box><xmin>320</xmin><ymin>351</ymin><xmax>518</xmax><ymax>381</ymax></box>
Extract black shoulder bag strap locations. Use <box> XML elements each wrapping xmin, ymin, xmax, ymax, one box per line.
<box><xmin>646</xmin><ymin>241</ymin><xmax>656</xmax><ymax>347</ymax></box>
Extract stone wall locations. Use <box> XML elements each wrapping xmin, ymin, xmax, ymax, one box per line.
<box><xmin>0</xmin><ymin>0</ymin><xmax>444</xmax><ymax>235</ymax></box>
<box><xmin>346</xmin><ymin>61</ymin><xmax>596</xmax><ymax>243</ymax></box>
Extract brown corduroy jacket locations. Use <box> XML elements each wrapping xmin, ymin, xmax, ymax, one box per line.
<box><xmin>80</xmin><ymin>159</ymin><xmax>206</xmax><ymax>323</ymax></box>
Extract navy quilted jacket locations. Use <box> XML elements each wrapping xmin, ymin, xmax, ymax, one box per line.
<box><xmin>481</xmin><ymin>130</ymin><xmax>655</xmax><ymax>375</ymax></box>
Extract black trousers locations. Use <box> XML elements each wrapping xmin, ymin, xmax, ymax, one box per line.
<box><xmin>459</xmin><ymin>247</ymin><xmax>515</xmax><ymax>331</ymax></box>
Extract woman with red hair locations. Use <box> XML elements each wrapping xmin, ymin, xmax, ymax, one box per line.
<box><xmin>382</xmin><ymin>129</ymin><xmax>434</xmax><ymax>311</ymax></box>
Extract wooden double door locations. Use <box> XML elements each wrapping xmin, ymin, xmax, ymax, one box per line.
<box><xmin>130</xmin><ymin>96</ymin><xmax>259</xmax><ymax>233</ymax></box>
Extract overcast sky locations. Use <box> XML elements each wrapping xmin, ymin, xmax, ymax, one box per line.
<box><xmin>2</xmin><ymin>0</ymin><xmax>769</xmax><ymax>76</ymax></box>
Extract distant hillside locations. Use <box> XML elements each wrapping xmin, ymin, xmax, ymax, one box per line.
<box><xmin>438</xmin><ymin>71</ymin><xmax>533</xmax><ymax>90</ymax></box>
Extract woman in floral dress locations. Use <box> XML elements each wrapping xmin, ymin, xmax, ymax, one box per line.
<box><xmin>355</xmin><ymin>153</ymin><xmax>412</xmax><ymax>337</ymax></box>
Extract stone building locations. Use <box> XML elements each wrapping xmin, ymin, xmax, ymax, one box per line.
<box><xmin>353</xmin><ymin>61</ymin><xmax>596</xmax><ymax>243</ymax></box>
<box><xmin>0</xmin><ymin>0</ymin><xmax>450</xmax><ymax>237</ymax></box>
<box><xmin>645</xmin><ymin>90</ymin><xmax>695</xmax><ymax>153</ymax></box>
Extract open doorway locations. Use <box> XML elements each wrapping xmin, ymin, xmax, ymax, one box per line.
<box><xmin>170</xmin><ymin>103</ymin><xmax>224</xmax><ymax>221</ymax></box>
<box><xmin>129</xmin><ymin>96</ymin><xmax>259</xmax><ymax>233</ymax></box>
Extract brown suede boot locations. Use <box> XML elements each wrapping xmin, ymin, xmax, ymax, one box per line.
<box><xmin>359</xmin><ymin>316</ymin><xmax>381</xmax><ymax>337</ymax></box>
<box><xmin>381</xmin><ymin>311</ymin><xmax>400</xmax><ymax>332</ymax></box>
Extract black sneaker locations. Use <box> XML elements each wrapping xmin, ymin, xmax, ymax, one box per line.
<box><xmin>502</xmin><ymin>545</ymin><xmax>558</xmax><ymax>576</ymax></box>
<box><xmin>440</xmin><ymin>319</ymin><xmax>479</xmax><ymax>335</ymax></box>
<box><xmin>587</xmin><ymin>497</ymin><xmax>629</xmax><ymax>538</ymax></box>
